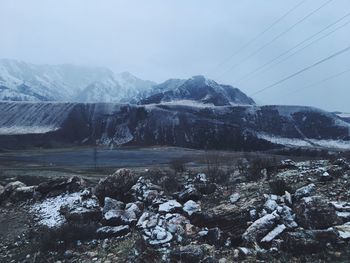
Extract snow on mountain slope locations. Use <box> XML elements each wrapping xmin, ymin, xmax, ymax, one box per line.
<box><xmin>0</xmin><ymin>59</ymin><xmax>156</xmax><ymax>102</ymax></box>
<box><xmin>0</xmin><ymin>102</ymin><xmax>348</xmax><ymax>150</ymax></box>
<box><xmin>76</xmin><ymin>72</ymin><xmax>156</xmax><ymax>103</ymax></box>
<box><xmin>335</xmin><ymin>112</ymin><xmax>350</xmax><ymax>123</ymax></box>
<box><xmin>0</xmin><ymin>60</ymin><xmax>254</xmax><ymax>106</ymax></box>
<box><xmin>138</xmin><ymin>75</ymin><xmax>255</xmax><ymax>106</ymax></box>
<box><xmin>0</xmin><ymin>101</ymin><xmax>75</xmax><ymax>134</ymax></box>
<box><xmin>256</xmin><ymin>133</ymin><xmax>350</xmax><ymax>150</ymax></box>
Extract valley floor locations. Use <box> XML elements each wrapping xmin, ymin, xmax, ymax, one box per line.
<box><xmin>0</xmin><ymin>146</ymin><xmax>292</xmax><ymax>183</ymax></box>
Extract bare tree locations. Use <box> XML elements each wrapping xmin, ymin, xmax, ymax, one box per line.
<box><xmin>169</xmin><ymin>158</ymin><xmax>186</xmax><ymax>174</ymax></box>
<box><xmin>205</xmin><ymin>151</ymin><xmax>228</xmax><ymax>183</ymax></box>
<box><xmin>93</xmin><ymin>144</ymin><xmax>98</xmax><ymax>170</ymax></box>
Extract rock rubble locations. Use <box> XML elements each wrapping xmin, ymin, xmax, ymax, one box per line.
<box><xmin>2</xmin><ymin>158</ymin><xmax>350</xmax><ymax>262</ymax></box>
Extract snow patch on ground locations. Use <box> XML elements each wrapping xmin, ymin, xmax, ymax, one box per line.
<box><xmin>159</xmin><ymin>100</ymin><xmax>215</xmax><ymax>108</ymax></box>
<box><xmin>308</xmin><ymin>139</ymin><xmax>350</xmax><ymax>150</ymax></box>
<box><xmin>113</xmin><ymin>124</ymin><xmax>134</xmax><ymax>145</ymax></box>
<box><xmin>336</xmin><ymin>113</ymin><xmax>350</xmax><ymax>118</ymax></box>
<box><xmin>0</xmin><ymin>125</ymin><xmax>59</xmax><ymax>135</ymax></box>
<box><xmin>257</xmin><ymin>133</ymin><xmax>312</xmax><ymax>147</ymax></box>
<box><xmin>30</xmin><ymin>192</ymin><xmax>81</xmax><ymax>228</ymax></box>
<box><xmin>257</xmin><ymin>133</ymin><xmax>350</xmax><ymax>150</ymax></box>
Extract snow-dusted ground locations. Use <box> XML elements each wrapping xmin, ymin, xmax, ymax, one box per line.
<box><xmin>150</xmin><ymin>100</ymin><xmax>253</xmax><ymax>108</ymax></box>
<box><xmin>151</xmin><ymin>100</ymin><xmax>215</xmax><ymax>108</ymax></box>
<box><xmin>30</xmin><ymin>192</ymin><xmax>100</xmax><ymax>228</ymax></box>
<box><xmin>0</xmin><ymin>102</ymin><xmax>74</xmax><ymax>135</ymax></box>
<box><xmin>30</xmin><ymin>192</ymin><xmax>81</xmax><ymax>228</ymax></box>
<box><xmin>0</xmin><ymin>126</ymin><xmax>59</xmax><ymax>135</ymax></box>
<box><xmin>258</xmin><ymin>133</ymin><xmax>350</xmax><ymax>150</ymax></box>
<box><xmin>308</xmin><ymin>139</ymin><xmax>350</xmax><ymax>150</ymax></box>
<box><xmin>337</xmin><ymin>113</ymin><xmax>350</xmax><ymax>118</ymax></box>
<box><xmin>257</xmin><ymin>133</ymin><xmax>312</xmax><ymax>147</ymax></box>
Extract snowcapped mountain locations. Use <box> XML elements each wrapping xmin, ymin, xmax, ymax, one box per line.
<box><xmin>138</xmin><ymin>75</ymin><xmax>255</xmax><ymax>106</ymax></box>
<box><xmin>0</xmin><ymin>60</ymin><xmax>254</xmax><ymax>106</ymax></box>
<box><xmin>0</xmin><ymin>59</ymin><xmax>156</xmax><ymax>102</ymax></box>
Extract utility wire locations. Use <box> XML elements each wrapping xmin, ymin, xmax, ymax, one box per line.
<box><xmin>235</xmin><ymin>11</ymin><xmax>350</xmax><ymax>83</ymax></box>
<box><xmin>286</xmin><ymin>68</ymin><xmax>350</xmax><ymax>94</ymax></box>
<box><xmin>250</xmin><ymin>44</ymin><xmax>350</xmax><ymax>96</ymax></box>
<box><xmin>212</xmin><ymin>0</ymin><xmax>307</xmax><ymax>74</ymax></box>
<box><xmin>240</xmin><ymin>18</ymin><xmax>350</xmax><ymax>84</ymax></box>
<box><xmin>216</xmin><ymin>0</ymin><xmax>334</xmax><ymax>80</ymax></box>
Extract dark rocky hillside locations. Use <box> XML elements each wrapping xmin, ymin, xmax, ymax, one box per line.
<box><xmin>0</xmin><ymin>102</ymin><xmax>349</xmax><ymax>150</ymax></box>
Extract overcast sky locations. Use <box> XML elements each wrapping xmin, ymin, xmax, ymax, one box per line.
<box><xmin>1</xmin><ymin>0</ymin><xmax>350</xmax><ymax>112</ymax></box>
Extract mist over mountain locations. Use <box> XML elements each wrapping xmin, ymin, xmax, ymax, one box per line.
<box><xmin>0</xmin><ymin>60</ymin><xmax>256</xmax><ymax>107</ymax></box>
<box><xmin>0</xmin><ymin>59</ymin><xmax>349</xmax><ymax>152</ymax></box>
<box><xmin>0</xmin><ymin>59</ymin><xmax>156</xmax><ymax>103</ymax></box>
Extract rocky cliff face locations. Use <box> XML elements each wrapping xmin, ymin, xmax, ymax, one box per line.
<box><xmin>0</xmin><ymin>102</ymin><xmax>349</xmax><ymax>150</ymax></box>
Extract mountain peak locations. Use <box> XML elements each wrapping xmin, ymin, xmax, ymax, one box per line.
<box><xmin>0</xmin><ymin>60</ymin><xmax>156</xmax><ymax>103</ymax></box>
<box><xmin>189</xmin><ymin>75</ymin><xmax>206</xmax><ymax>81</ymax></box>
<box><xmin>138</xmin><ymin>75</ymin><xmax>255</xmax><ymax>106</ymax></box>
<box><xmin>0</xmin><ymin>60</ymin><xmax>253</xmax><ymax>106</ymax></box>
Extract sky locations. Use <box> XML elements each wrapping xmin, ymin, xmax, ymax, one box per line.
<box><xmin>0</xmin><ymin>0</ymin><xmax>350</xmax><ymax>112</ymax></box>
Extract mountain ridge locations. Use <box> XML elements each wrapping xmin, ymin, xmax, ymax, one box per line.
<box><xmin>0</xmin><ymin>59</ymin><xmax>156</xmax><ymax>103</ymax></box>
<box><xmin>138</xmin><ymin>75</ymin><xmax>255</xmax><ymax>106</ymax></box>
<box><xmin>0</xmin><ymin>101</ymin><xmax>348</xmax><ymax>150</ymax></box>
<box><xmin>0</xmin><ymin>59</ymin><xmax>254</xmax><ymax>107</ymax></box>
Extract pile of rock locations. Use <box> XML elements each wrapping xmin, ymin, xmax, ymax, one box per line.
<box><xmin>129</xmin><ymin>176</ymin><xmax>163</xmax><ymax>204</ymax></box>
<box><xmin>236</xmin><ymin>158</ymin><xmax>350</xmax><ymax>258</ymax></box>
<box><xmin>3</xmin><ymin>157</ymin><xmax>350</xmax><ymax>262</ymax></box>
<box><xmin>0</xmin><ymin>181</ymin><xmax>36</xmax><ymax>204</ymax></box>
<box><xmin>94</xmin><ymin>168</ymin><xmax>137</xmax><ymax>203</ymax></box>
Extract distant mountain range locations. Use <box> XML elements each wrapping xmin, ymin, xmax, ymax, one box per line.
<box><xmin>0</xmin><ymin>59</ymin><xmax>254</xmax><ymax>106</ymax></box>
<box><xmin>0</xmin><ymin>59</ymin><xmax>156</xmax><ymax>103</ymax></box>
<box><xmin>0</xmin><ymin>59</ymin><xmax>348</xmax><ymax>151</ymax></box>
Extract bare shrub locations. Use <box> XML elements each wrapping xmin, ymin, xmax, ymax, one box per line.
<box><xmin>143</xmin><ymin>167</ymin><xmax>168</xmax><ymax>184</ymax></box>
<box><xmin>158</xmin><ymin>175</ymin><xmax>181</xmax><ymax>194</ymax></box>
<box><xmin>340</xmin><ymin>151</ymin><xmax>350</xmax><ymax>161</ymax></box>
<box><xmin>247</xmin><ymin>154</ymin><xmax>278</xmax><ymax>181</ymax></box>
<box><xmin>236</xmin><ymin>158</ymin><xmax>248</xmax><ymax>175</ymax></box>
<box><xmin>135</xmin><ymin>237</ymin><xmax>162</xmax><ymax>262</ymax></box>
<box><xmin>169</xmin><ymin>158</ymin><xmax>187</xmax><ymax>174</ymax></box>
<box><xmin>214</xmin><ymin>168</ymin><xmax>230</xmax><ymax>184</ymax></box>
<box><xmin>143</xmin><ymin>167</ymin><xmax>182</xmax><ymax>193</ymax></box>
<box><xmin>269</xmin><ymin>177</ymin><xmax>293</xmax><ymax>195</ymax></box>
<box><xmin>205</xmin><ymin>151</ymin><xmax>229</xmax><ymax>184</ymax></box>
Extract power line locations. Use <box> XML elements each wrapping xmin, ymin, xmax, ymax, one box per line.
<box><xmin>240</xmin><ymin>18</ymin><xmax>350</xmax><ymax>84</ymax></box>
<box><xmin>250</xmin><ymin>44</ymin><xmax>350</xmax><ymax>96</ymax></box>
<box><xmin>286</xmin><ymin>68</ymin><xmax>350</xmax><ymax>94</ymax></box>
<box><xmin>235</xmin><ymin>11</ymin><xmax>350</xmax><ymax>83</ymax></box>
<box><xmin>216</xmin><ymin>0</ymin><xmax>334</xmax><ymax>80</ymax></box>
<box><xmin>212</xmin><ymin>0</ymin><xmax>307</xmax><ymax>74</ymax></box>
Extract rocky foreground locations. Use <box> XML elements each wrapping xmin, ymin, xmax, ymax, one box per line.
<box><xmin>1</xmin><ymin>158</ymin><xmax>350</xmax><ymax>262</ymax></box>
